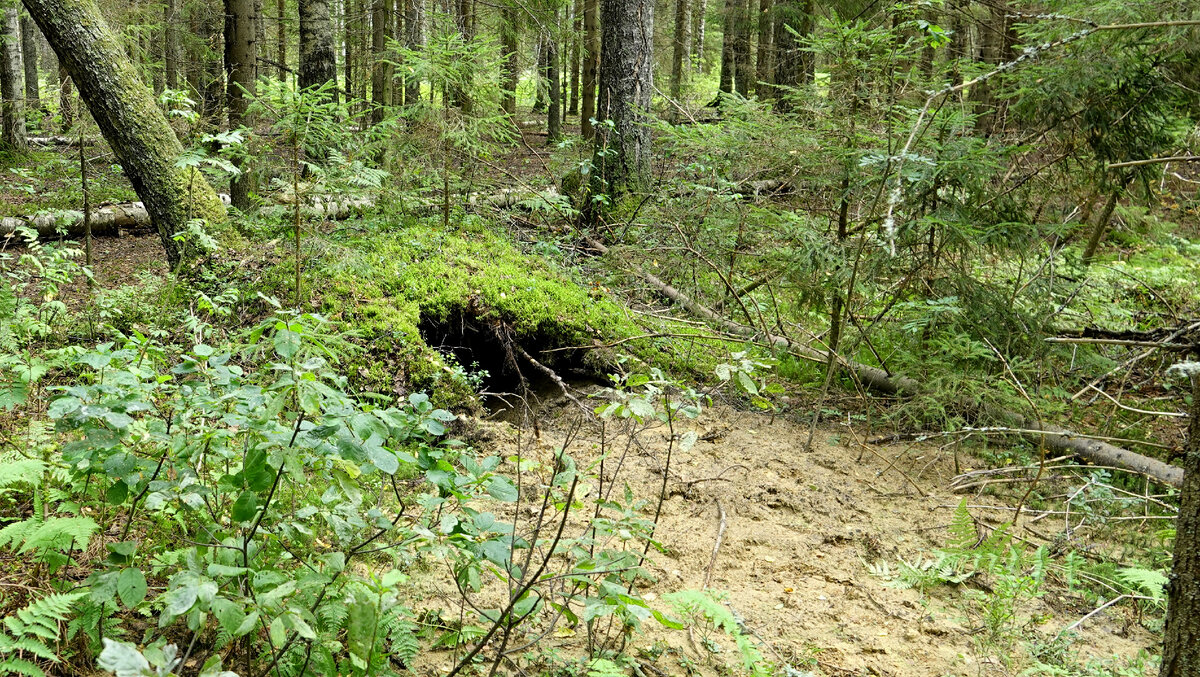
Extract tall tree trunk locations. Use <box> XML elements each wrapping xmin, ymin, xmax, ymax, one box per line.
<box><xmin>23</xmin><ymin>0</ymin><xmax>227</xmax><ymax>265</ymax></box>
<box><xmin>717</xmin><ymin>0</ymin><xmax>735</xmax><ymax>94</ymax></box>
<box><xmin>299</xmin><ymin>0</ymin><xmax>337</xmax><ymax>95</ymax></box>
<box><xmin>1161</xmin><ymin>374</ymin><xmax>1200</xmax><ymax>677</ymax></box>
<box><xmin>733</xmin><ymin>0</ymin><xmax>751</xmax><ymax>97</ymax></box>
<box><xmin>164</xmin><ymin>0</ymin><xmax>179</xmax><ymax>88</ymax></box>
<box><xmin>344</xmin><ymin>0</ymin><xmax>355</xmax><ymax>107</ymax></box>
<box><xmin>547</xmin><ymin>11</ymin><xmax>561</xmax><ymax>143</ymax></box>
<box><xmin>226</xmin><ymin>0</ymin><xmax>257</xmax><ymax>210</ymax></box>
<box><xmin>1</xmin><ymin>6</ymin><xmax>27</xmax><ymax>152</ymax></box>
<box><xmin>371</xmin><ymin>0</ymin><xmax>390</xmax><ymax>123</ymax></box>
<box><xmin>668</xmin><ymin>0</ymin><xmax>688</xmax><ymax>111</ymax></box>
<box><xmin>568</xmin><ymin>0</ymin><xmax>580</xmax><ymax>116</ymax></box>
<box><xmin>590</xmin><ymin>0</ymin><xmax>653</xmax><ymax>199</ymax></box>
<box><xmin>20</xmin><ymin>13</ymin><xmax>39</xmax><ymax>117</ymax></box>
<box><xmin>403</xmin><ymin>0</ymin><xmax>419</xmax><ymax>105</ymax></box>
<box><xmin>201</xmin><ymin>7</ymin><xmax>224</xmax><ymax>122</ymax></box>
<box><xmin>753</xmin><ymin>0</ymin><xmax>770</xmax><ymax>95</ymax></box>
<box><xmin>276</xmin><ymin>0</ymin><xmax>287</xmax><ymax>79</ymax></box>
<box><xmin>771</xmin><ymin>0</ymin><xmax>811</xmax><ymax>110</ymax></box>
<box><xmin>499</xmin><ymin>4</ymin><xmax>517</xmax><ymax>115</ymax></box>
<box><xmin>691</xmin><ymin>0</ymin><xmax>705</xmax><ymax>70</ymax></box>
<box><xmin>580</xmin><ymin>0</ymin><xmax>597</xmax><ymax>137</ymax></box>
<box><xmin>1080</xmin><ymin>186</ymin><xmax>1122</xmax><ymax>267</ymax></box>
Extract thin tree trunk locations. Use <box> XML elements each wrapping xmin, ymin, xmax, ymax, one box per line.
<box><xmin>1</xmin><ymin>6</ymin><xmax>27</xmax><ymax>152</ymax></box>
<box><xmin>753</xmin><ymin>0</ymin><xmax>770</xmax><ymax>95</ymax></box>
<box><xmin>589</xmin><ymin>0</ymin><xmax>653</xmax><ymax>201</ymax></box>
<box><xmin>547</xmin><ymin>12</ymin><xmax>561</xmax><ymax>143</ymax></box>
<box><xmin>499</xmin><ymin>4</ymin><xmax>517</xmax><ymax>115</ymax></box>
<box><xmin>21</xmin><ymin>13</ymin><xmax>39</xmax><ymax>116</ymax></box>
<box><xmin>532</xmin><ymin>36</ymin><xmax>546</xmax><ymax>112</ymax></box>
<box><xmin>580</xmin><ymin>0</ymin><xmax>597</xmax><ymax>137</ymax></box>
<box><xmin>276</xmin><ymin>0</ymin><xmax>287</xmax><ymax>79</ymax></box>
<box><xmin>24</xmin><ymin>0</ymin><xmax>227</xmax><ymax>265</ymax></box>
<box><xmin>1161</xmin><ymin>374</ymin><xmax>1200</xmax><ymax>677</ymax></box>
<box><xmin>568</xmin><ymin>0</ymin><xmax>580</xmax><ymax>116</ymax></box>
<box><xmin>669</xmin><ymin>0</ymin><xmax>688</xmax><ymax>111</ymax></box>
<box><xmin>344</xmin><ymin>0</ymin><xmax>354</xmax><ymax>107</ymax></box>
<box><xmin>57</xmin><ymin>64</ymin><xmax>72</xmax><ymax>130</ymax></box>
<box><xmin>691</xmin><ymin>0</ymin><xmax>705</xmax><ymax>70</ymax></box>
<box><xmin>299</xmin><ymin>0</ymin><xmax>338</xmax><ymax>96</ymax></box>
<box><xmin>226</xmin><ymin>0</ymin><xmax>257</xmax><ymax>210</ymax></box>
<box><xmin>1081</xmin><ymin>186</ymin><xmax>1121</xmax><ymax>267</ymax></box>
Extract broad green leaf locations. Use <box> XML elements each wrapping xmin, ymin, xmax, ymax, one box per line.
<box><xmin>231</xmin><ymin>491</ymin><xmax>259</xmax><ymax>523</ymax></box>
<box><xmin>117</xmin><ymin>567</ymin><xmax>147</xmax><ymax>608</ymax></box>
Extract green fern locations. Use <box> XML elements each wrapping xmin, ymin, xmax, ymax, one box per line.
<box><xmin>0</xmin><ymin>591</ymin><xmax>85</xmax><ymax>677</ymax></box>
<box><xmin>946</xmin><ymin>498</ymin><xmax>978</xmax><ymax>552</ymax></box>
<box><xmin>1118</xmin><ymin>567</ymin><xmax>1168</xmax><ymax>603</ymax></box>
<box><xmin>0</xmin><ymin>517</ymin><xmax>97</xmax><ymax>559</ymax></box>
<box><xmin>0</xmin><ymin>460</ymin><xmax>44</xmax><ymax>495</ymax></box>
<box><xmin>586</xmin><ymin>658</ymin><xmax>626</xmax><ymax>677</ymax></box>
<box><xmin>665</xmin><ymin>590</ymin><xmax>771</xmax><ymax>677</ymax></box>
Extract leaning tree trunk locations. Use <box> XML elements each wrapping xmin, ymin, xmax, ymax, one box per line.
<box><xmin>1161</xmin><ymin>374</ymin><xmax>1200</xmax><ymax>677</ymax></box>
<box><xmin>20</xmin><ymin>13</ymin><xmax>39</xmax><ymax>117</ymax></box>
<box><xmin>580</xmin><ymin>0</ymin><xmax>597</xmax><ymax>138</ymax></box>
<box><xmin>299</xmin><ymin>0</ymin><xmax>337</xmax><ymax>95</ymax></box>
<box><xmin>589</xmin><ymin>0</ymin><xmax>653</xmax><ymax>200</ymax></box>
<box><xmin>1</xmin><ymin>6</ymin><xmax>27</xmax><ymax>152</ymax></box>
<box><xmin>225</xmin><ymin>0</ymin><xmax>257</xmax><ymax>210</ymax></box>
<box><xmin>22</xmin><ymin>0</ymin><xmax>227</xmax><ymax>265</ymax></box>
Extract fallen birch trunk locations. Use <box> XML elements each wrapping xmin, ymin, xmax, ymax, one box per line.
<box><xmin>585</xmin><ymin>237</ymin><xmax>1185</xmax><ymax>488</ymax></box>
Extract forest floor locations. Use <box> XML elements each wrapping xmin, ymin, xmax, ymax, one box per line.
<box><xmin>409</xmin><ymin>400</ymin><xmax>1159</xmax><ymax>677</ymax></box>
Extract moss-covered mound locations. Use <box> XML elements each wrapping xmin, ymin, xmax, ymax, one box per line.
<box><xmin>310</xmin><ymin>218</ymin><xmax>646</xmax><ymax>407</ymax></box>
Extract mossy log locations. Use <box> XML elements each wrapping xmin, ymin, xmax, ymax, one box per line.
<box><xmin>586</xmin><ymin>236</ymin><xmax>1185</xmax><ymax>488</ymax></box>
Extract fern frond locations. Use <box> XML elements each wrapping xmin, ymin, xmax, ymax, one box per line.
<box><xmin>0</xmin><ymin>460</ymin><xmax>44</xmax><ymax>492</ymax></box>
<box><xmin>18</xmin><ymin>517</ymin><xmax>98</xmax><ymax>555</ymax></box>
<box><xmin>947</xmin><ymin>498</ymin><xmax>977</xmax><ymax>551</ymax></box>
<box><xmin>0</xmin><ymin>519</ymin><xmax>41</xmax><ymax>551</ymax></box>
<box><xmin>1118</xmin><ymin>567</ymin><xmax>1168</xmax><ymax>601</ymax></box>
<box><xmin>0</xmin><ymin>656</ymin><xmax>47</xmax><ymax>677</ymax></box>
<box><xmin>4</xmin><ymin>592</ymin><xmax>85</xmax><ymax>642</ymax></box>
<box><xmin>0</xmin><ymin>633</ymin><xmax>56</xmax><ymax>661</ymax></box>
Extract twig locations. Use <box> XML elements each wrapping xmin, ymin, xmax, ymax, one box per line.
<box><xmin>703</xmin><ymin>499</ymin><xmax>727</xmax><ymax>589</ymax></box>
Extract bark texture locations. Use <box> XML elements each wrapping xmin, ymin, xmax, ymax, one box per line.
<box><xmin>1</xmin><ymin>6</ymin><xmax>27</xmax><ymax>151</ymax></box>
<box><xmin>717</xmin><ymin>0</ymin><xmax>735</xmax><ymax>94</ymax></box>
<box><xmin>23</xmin><ymin>0</ymin><xmax>227</xmax><ymax>264</ymax></box>
<box><xmin>499</xmin><ymin>5</ymin><xmax>517</xmax><ymax>115</ymax></box>
<box><xmin>733</xmin><ymin>0</ymin><xmax>751</xmax><ymax>96</ymax></box>
<box><xmin>753</xmin><ymin>0</ymin><xmax>771</xmax><ymax>94</ymax></box>
<box><xmin>226</xmin><ymin>0</ymin><xmax>257</xmax><ymax>210</ymax></box>
<box><xmin>669</xmin><ymin>0</ymin><xmax>688</xmax><ymax>108</ymax></box>
<box><xmin>371</xmin><ymin>0</ymin><xmax>391</xmax><ymax>123</ymax></box>
<box><xmin>1161</xmin><ymin>376</ymin><xmax>1200</xmax><ymax>676</ymax></box>
<box><xmin>691</xmin><ymin>0</ymin><xmax>705</xmax><ymax>69</ymax></box>
<box><xmin>299</xmin><ymin>0</ymin><xmax>337</xmax><ymax>94</ymax></box>
<box><xmin>591</xmin><ymin>0</ymin><xmax>653</xmax><ymax>196</ymax></box>
<box><xmin>547</xmin><ymin>13</ymin><xmax>561</xmax><ymax>143</ymax></box>
<box><xmin>771</xmin><ymin>0</ymin><xmax>811</xmax><ymax>109</ymax></box>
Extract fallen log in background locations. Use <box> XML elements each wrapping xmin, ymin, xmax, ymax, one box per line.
<box><xmin>586</xmin><ymin>237</ymin><xmax>1185</xmax><ymax>488</ymax></box>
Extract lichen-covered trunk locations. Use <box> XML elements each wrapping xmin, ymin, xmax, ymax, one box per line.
<box><xmin>1161</xmin><ymin>376</ymin><xmax>1200</xmax><ymax>677</ymax></box>
<box><xmin>22</xmin><ymin>0</ymin><xmax>227</xmax><ymax>265</ymax></box>
<box><xmin>299</xmin><ymin>0</ymin><xmax>337</xmax><ymax>95</ymax></box>
<box><xmin>20</xmin><ymin>13</ymin><xmax>39</xmax><ymax>115</ymax></box>
<box><xmin>1</xmin><ymin>6</ymin><xmax>27</xmax><ymax>152</ymax></box>
<box><xmin>669</xmin><ymin>0</ymin><xmax>688</xmax><ymax>108</ymax></box>
<box><xmin>591</xmin><ymin>0</ymin><xmax>653</xmax><ymax>197</ymax></box>
<box><xmin>580</xmin><ymin>0</ymin><xmax>597</xmax><ymax>138</ymax></box>
<box><xmin>226</xmin><ymin>0</ymin><xmax>257</xmax><ymax>210</ymax></box>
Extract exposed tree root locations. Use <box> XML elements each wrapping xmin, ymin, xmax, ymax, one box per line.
<box><xmin>585</xmin><ymin>236</ymin><xmax>1186</xmax><ymax>488</ymax></box>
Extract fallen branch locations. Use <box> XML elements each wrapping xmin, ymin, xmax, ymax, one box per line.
<box><xmin>703</xmin><ymin>499</ymin><xmax>727</xmax><ymax>590</ymax></box>
<box><xmin>584</xmin><ymin>237</ymin><xmax>1186</xmax><ymax>488</ymax></box>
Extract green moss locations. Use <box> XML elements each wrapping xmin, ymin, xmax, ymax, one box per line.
<box><xmin>289</xmin><ymin>216</ymin><xmax>720</xmax><ymax>408</ymax></box>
